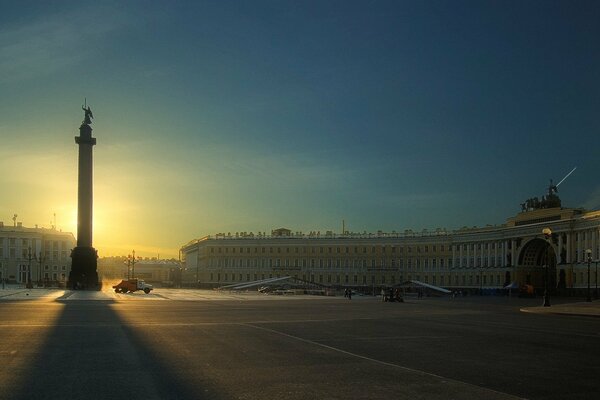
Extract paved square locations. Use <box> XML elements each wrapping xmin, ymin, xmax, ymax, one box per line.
<box><xmin>0</xmin><ymin>289</ymin><xmax>598</xmax><ymax>399</ymax></box>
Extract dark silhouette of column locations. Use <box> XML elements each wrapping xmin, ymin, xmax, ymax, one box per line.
<box><xmin>67</xmin><ymin>105</ymin><xmax>99</xmax><ymax>289</ymax></box>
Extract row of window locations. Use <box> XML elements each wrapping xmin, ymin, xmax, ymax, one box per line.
<box><xmin>207</xmin><ymin>272</ymin><xmax>506</xmax><ymax>286</ymax></box>
<box><xmin>208</xmin><ymin>244</ymin><xmax>452</xmax><ymax>255</ymax></box>
<box><xmin>0</xmin><ymin>238</ymin><xmax>69</xmax><ymax>249</ymax></box>
<box><xmin>204</xmin><ymin>257</ymin><xmax>510</xmax><ymax>270</ymax></box>
<box><xmin>19</xmin><ymin>264</ymin><xmax>67</xmax><ymax>271</ymax></box>
<box><xmin>0</xmin><ymin>248</ymin><xmax>68</xmax><ymax>261</ymax></box>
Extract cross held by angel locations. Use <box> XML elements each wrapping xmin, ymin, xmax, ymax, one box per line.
<box><xmin>82</xmin><ymin>105</ymin><xmax>93</xmax><ymax>125</ymax></box>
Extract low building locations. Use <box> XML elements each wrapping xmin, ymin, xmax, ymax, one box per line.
<box><xmin>97</xmin><ymin>256</ymin><xmax>181</xmax><ymax>286</ymax></box>
<box><xmin>180</xmin><ymin>205</ymin><xmax>600</xmax><ymax>294</ymax></box>
<box><xmin>0</xmin><ymin>220</ymin><xmax>75</xmax><ymax>285</ymax></box>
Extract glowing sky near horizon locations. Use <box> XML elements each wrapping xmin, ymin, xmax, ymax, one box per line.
<box><xmin>1</xmin><ymin>0</ymin><xmax>599</xmax><ymax>258</ymax></box>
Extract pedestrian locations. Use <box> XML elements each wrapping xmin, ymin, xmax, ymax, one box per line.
<box><xmin>348</xmin><ymin>289</ymin><xmax>352</xmax><ymax>300</ymax></box>
<box><xmin>344</xmin><ymin>288</ymin><xmax>348</xmax><ymax>298</ymax></box>
<box><xmin>381</xmin><ymin>288</ymin><xmax>386</xmax><ymax>302</ymax></box>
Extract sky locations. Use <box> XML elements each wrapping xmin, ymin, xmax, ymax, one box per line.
<box><xmin>1</xmin><ymin>0</ymin><xmax>599</xmax><ymax>259</ymax></box>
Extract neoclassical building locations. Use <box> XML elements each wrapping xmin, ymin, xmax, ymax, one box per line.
<box><xmin>180</xmin><ymin>204</ymin><xmax>600</xmax><ymax>293</ymax></box>
<box><xmin>0</xmin><ymin>220</ymin><xmax>76</xmax><ymax>284</ymax></box>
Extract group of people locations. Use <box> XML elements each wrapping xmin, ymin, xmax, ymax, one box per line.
<box><xmin>343</xmin><ymin>288</ymin><xmax>352</xmax><ymax>300</ymax></box>
<box><xmin>381</xmin><ymin>288</ymin><xmax>404</xmax><ymax>302</ymax></box>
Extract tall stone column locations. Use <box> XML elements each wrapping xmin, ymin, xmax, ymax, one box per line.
<box><xmin>67</xmin><ymin>105</ymin><xmax>99</xmax><ymax>289</ymax></box>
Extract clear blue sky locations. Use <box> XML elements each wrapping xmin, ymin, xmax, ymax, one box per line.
<box><xmin>1</xmin><ymin>0</ymin><xmax>599</xmax><ymax>257</ymax></box>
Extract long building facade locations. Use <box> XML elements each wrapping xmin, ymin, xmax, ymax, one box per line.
<box><xmin>0</xmin><ymin>221</ymin><xmax>76</xmax><ymax>285</ymax></box>
<box><xmin>180</xmin><ymin>206</ymin><xmax>600</xmax><ymax>294</ymax></box>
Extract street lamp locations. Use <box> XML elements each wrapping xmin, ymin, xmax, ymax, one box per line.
<box><xmin>26</xmin><ymin>247</ymin><xmax>34</xmax><ymax>289</ymax></box>
<box><xmin>542</xmin><ymin>228</ymin><xmax>552</xmax><ymax>307</ymax></box>
<box><xmin>595</xmin><ymin>258</ymin><xmax>599</xmax><ymax>300</ymax></box>
<box><xmin>34</xmin><ymin>252</ymin><xmax>46</xmax><ymax>287</ymax></box>
<box><xmin>585</xmin><ymin>249</ymin><xmax>592</xmax><ymax>302</ymax></box>
<box><xmin>128</xmin><ymin>250</ymin><xmax>140</xmax><ymax>279</ymax></box>
<box><xmin>123</xmin><ymin>257</ymin><xmax>131</xmax><ymax>279</ymax></box>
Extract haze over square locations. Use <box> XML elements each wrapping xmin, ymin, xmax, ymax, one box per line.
<box><xmin>1</xmin><ymin>1</ymin><xmax>599</xmax><ymax>259</ymax></box>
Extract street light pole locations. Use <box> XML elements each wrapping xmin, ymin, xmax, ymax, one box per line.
<box><xmin>124</xmin><ymin>257</ymin><xmax>131</xmax><ymax>280</ymax></box>
<box><xmin>595</xmin><ymin>259</ymin><xmax>598</xmax><ymax>300</ymax></box>
<box><xmin>131</xmin><ymin>250</ymin><xmax>137</xmax><ymax>279</ymax></box>
<box><xmin>34</xmin><ymin>252</ymin><xmax>46</xmax><ymax>287</ymax></box>
<box><xmin>585</xmin><ymin>249</ymin><xmax>592</xmax><ymax>302</ymax></box>
<box><xmin>542</xmin><ymin>228</ymin><xmax>552</xmax><ymax>307</ymax></box>
<box><xmin>26</xmin><ymin>247</ymin><xmax>34</xmax><ymax>289</ymax></box>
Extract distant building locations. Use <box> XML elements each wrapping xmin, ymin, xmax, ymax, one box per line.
<box><xmin>98</xmin><ymin>256</ymin><xmax>181</xmax><ymax>286</ymax></box>
<box><xmin>0</xmin><ymin>220</ymin><xmax>75</xmax><ymax>285</ymax></box>
<box><xmin>180</xmin><ymin>206</ymin><xmax>600</xmax><ymax>293</ymax></box>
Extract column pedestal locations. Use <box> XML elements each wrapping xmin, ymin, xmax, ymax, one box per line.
<box><xmin>68</xmin><ymin>246</ymin><xmax>99</xmax><ymax>289</ymax></box>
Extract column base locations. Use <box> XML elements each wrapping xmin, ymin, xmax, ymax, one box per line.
<box><xmin>68</xmin><ymin>246</ymin><xmax>99</xmax><ymax>290</ymax></box>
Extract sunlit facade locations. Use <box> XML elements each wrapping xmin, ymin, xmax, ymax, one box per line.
<box><xmin>181</xmin><ymin>207</ymin><xmax>600</xmax><ymax>293</ymax></box>
<box><xmin>0</xmin><ymin>221</ymin><xmax>76</xmax><ymax>285</ymax></box>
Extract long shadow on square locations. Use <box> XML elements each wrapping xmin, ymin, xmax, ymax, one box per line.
<box><xmin>9</xmin><ymin>299</ymin><xmax>227</xmax><ymax>400</ymax></box>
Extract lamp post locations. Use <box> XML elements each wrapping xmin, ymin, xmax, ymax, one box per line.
<box><xmin>595</xmin><ymin>259</ymin><xmax>599</xmax><ymax>300</ymax></box>
<box><xmin>124</xmin><ymin>257</ymin><xmax>131</xmax><ymax>279</ymax></box>
<box><xmin>585</xmin><ymin>249</ymin><xmax>592</xmax><ymax>302</ymax></box>
<box><xmin>34</xmin><ymin>252</ymin><xmax>46</xmax><ymax>287</ymax></box>
<box><xmin>26</xmin><ymin>247</ymin><xmax>34</xmax><ymax>289</ymax></box>
<box><xmin>129</xmin><ymin>250</ymin><xmax>139</xmax><ymax>279</ymax></box>
<box><xmin>542</xmin><ymin>228</ymin><xmax>552</xmax><ymax>307</ymax></box>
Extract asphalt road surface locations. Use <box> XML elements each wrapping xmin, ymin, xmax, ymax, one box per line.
<box><xmin>0</xmin><ymin>290</ymin><xmax>598</xmax><ymax>400</ymax></box>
